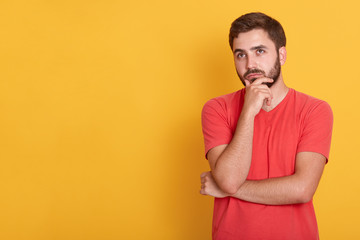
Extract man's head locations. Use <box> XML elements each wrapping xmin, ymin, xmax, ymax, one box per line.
<box><xmin>229</xmin><ymin>12</ymin><xmax>286</xmax><ymax>51</ymax></box>
<box><xmin>229</xmin><ymin>13</ymin><xmax>287</xmax><ymax>88</ymax></box>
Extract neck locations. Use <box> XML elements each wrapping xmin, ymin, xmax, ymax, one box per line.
<box><xmin>262</xmin><ymin>75</ymin><xmax>289</xmax><ymax>112</ymax></box>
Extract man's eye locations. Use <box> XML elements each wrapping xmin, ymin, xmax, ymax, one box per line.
<box><xmin>257</xmin><ymin>49</ymin><xmax>265</xmax><ymax>54</ymax></box>
<box><xmin>237</xmin><ymin>53</ymin><xmax>246</xmax><ymax>58</ymax></box>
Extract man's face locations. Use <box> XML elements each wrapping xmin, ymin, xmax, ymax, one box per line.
<box><xmin>232</xmin><ymin>29</ymin><xmax>283</xmax><ymax>88</ymax></box>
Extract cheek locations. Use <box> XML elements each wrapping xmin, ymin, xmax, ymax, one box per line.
<box><xmin>262</xmin><ymin>59</ymin><xmax>275</xmax><ymax>71</ymax></box>
<box><xmin>234</xmin><ymin>61</ymin><xmax>245</xmax><ymax>72</ymax></box>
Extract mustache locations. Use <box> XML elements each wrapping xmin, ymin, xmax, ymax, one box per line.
<box><xmin>244</xmin><ymin>69</ymin><xmax>265</xmax><ymax>79</ymax></box>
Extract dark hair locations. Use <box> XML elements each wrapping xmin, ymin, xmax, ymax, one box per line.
<box><xmin>229</xmin><ymin>12</ymin><xmax>286</xmax><ymax>50</ymax></box>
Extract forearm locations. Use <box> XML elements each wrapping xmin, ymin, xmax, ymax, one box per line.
<box><xmin>212</xmin><ymin>112</ymin><xmax>255</xmax><ymax>194</ymax></box>
<box><xmin>231</xmin><ymin>175</ymin><xmax>310</xmax><ymax>205</ymax></box>
<box><xmin>229</xmin><ymin>152</ymin><xmax>326</xmax><ymax>205</ymax></box>
<box><xmin>202</xmin><ymin>171</ymin><xmax>310</xmax><ymax>204</ymax></box>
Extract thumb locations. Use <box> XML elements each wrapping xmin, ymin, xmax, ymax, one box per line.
<box><xmin>244</xmin><ymin>79</ymin><xmax>251</xmax><ymax>87</ymax></box>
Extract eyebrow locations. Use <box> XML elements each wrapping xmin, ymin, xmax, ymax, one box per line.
<box><xmin>233</xmin><ymin>45</ymin><xmax>268</xmax><ymax>53</ymax></box>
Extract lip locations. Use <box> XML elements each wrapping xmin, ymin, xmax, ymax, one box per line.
<box><xmin>246</xmin><ymin>73</ymin><xmax>263</xmax><ymax>80</ymax></box>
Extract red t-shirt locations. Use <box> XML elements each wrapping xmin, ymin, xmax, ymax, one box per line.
<box><xmin>201</xmin><ymin>88</ymin><xmax>333</xmax><ymax>240</ymax></box>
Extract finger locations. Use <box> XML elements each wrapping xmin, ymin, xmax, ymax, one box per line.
<box><xmin>248</xmin><ymin>85</ymin><xmax>272</xmax><ymax>92</ymax></box>
<box><xmin>251</xmin><ymin>77</ymin><xmax>274</xmax><ymax>86</ymax></box>
<box><xmin>264</xmin><ymin>90</ymin><xmax>273</xmax><ymax>105</ymax></box>
<box><xmin>255</xmin><ymin>90</ymin><xmax>273</xmax><ymax>106</ymax></box>
<box><xmin>244</xmin><ymin>79</ymin><xmax>251</xmax><ymax>87</ymax></box>
<box><xmin>252</xmin><ymin>86</ymin><xmax>273</xmax><ymax>97</ymax></box>
<box><xmin>265</xmin><ymin>97</ymin><xmax>272</xmax><ymax>106</ymax></box>
<box><xmin>248</xmin><ymin>88</ymin><xmax>273</xmax><ymax>97</ymax></box>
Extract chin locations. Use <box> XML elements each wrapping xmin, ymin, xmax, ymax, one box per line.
<box><xmin>264</xmin><ymin>81</ymin><xmax>275</xmax><ymax>88</ymax></box>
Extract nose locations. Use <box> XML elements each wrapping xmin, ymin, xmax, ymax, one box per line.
<box><xmin>246</xmin><ymin>55</ymin><xmax>257</xmax><ymax>69</ymax></box>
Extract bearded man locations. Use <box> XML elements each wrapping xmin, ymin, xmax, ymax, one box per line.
<box><xmin>200</xmin><ymin>12</ymin><xmax>333</xmax><ymax>240</ymax></box>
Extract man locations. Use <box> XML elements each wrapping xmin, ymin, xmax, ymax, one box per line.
<box><xmin>200</xmin><ymin>12</ymin><xmax>333</xmax><ymax>240</ymax></box>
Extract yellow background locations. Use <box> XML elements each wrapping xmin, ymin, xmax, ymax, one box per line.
<box><xmin>0</xmin><ymin>0</ymin><xmax>359</xmax><ymax>239</ymax></box>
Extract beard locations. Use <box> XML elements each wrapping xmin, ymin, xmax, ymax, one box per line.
<box><xmin>237</xmin><ymin>56</ymin><xmax>281</xmax><ymax>88</ymax></box>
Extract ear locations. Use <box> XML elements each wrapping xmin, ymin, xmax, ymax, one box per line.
<box><xmin>278</xmin><ymin>46</ymin><xmax>287</xmax><ymax>65</ymax></box>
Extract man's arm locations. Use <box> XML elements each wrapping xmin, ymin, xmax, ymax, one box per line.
<box><xmin>201</xmin><ymin>151</ymin><xmax>326</xmax><ymax>205</ymax></box>
<box><xmin>207</xmin><ymin>78</ymin><xmax>273</xmax><ymax>195</ymax></box>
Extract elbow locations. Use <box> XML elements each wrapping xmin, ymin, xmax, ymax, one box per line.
<box><xmin>221</xmin><ymin>185</ymin><xmax>238</xmax><ymax>196</ymax></box>
<box><xmin>217</xmin><ymin>179</ymin><xmax>244</xmax><ymax>195</ymax></box>
<box><xmin>211</xmin><ymin>169</ymin><xmax>247</xmax><ymax>195</ymax></box>
<box><xmin>295</xmin><ymin>185</ymin><xmax>315</xmax><ymax>204</ymax></box>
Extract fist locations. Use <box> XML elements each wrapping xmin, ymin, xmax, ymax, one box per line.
<box><xmin>242</xmin><ymin>78</ymin><xmax>273</xmax><ymax>116</ymax></box>
<box><xmin>200</xmin><ymin>171</ymin><xmax>228</xmax><ymax>198</ymax></box>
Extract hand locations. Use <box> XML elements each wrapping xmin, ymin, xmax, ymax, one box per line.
<box><xmin>242</xmin><ymin>78</ymin><xmax>273</xmax><ymax>117</ymax></box>
<box><xmin>200</xmin><ymin>171</ymin><xmax>229</xmax><ymax>198</ymax></box>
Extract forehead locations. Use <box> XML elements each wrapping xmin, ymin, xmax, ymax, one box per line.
<box><xmin>232</xmin><ymin>29</ymin><xmax>276</xmax><ymax>51</ymax></box>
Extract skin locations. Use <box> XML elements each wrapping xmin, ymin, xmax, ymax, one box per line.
<box><xmin>200</xmin><ymin>29</ymin><xmax>326</xmax><ymax>205</ymax></box>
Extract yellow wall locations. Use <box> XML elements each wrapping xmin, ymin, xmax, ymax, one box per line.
<box><xmin>0</xmin><ymin>1</ymin><xmax>359</xmax><ymax>239</ymax></box>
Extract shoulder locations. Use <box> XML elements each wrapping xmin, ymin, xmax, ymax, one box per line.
<box><xmin>291</xmin><ymin>89</ymin><xmax>332</xmax><ymax>115</ymax></box>
<box><xmin>290</xmin><ymin>89</ymin><xmax>333</xmax><ymax>128</ymax></box>
<box><xmin>202</xmin><ymin>89</ymin><xmax>244</xmax><ymax>114</ymax></box>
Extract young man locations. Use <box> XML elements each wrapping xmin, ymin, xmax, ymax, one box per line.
<box><xmin>200</xmin><ymin>12</ymin><xmax>333</xmax><ymax>240</ymax></box>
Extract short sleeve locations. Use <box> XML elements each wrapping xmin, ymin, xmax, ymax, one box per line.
<box><xmin>297</xmin><ymin>101</ymin><xmax>333</xmax><ymax>161</ymax></box>
<box><xmin>201</xmin><ymin>99</ymin><xmax>232</xmax><ymax>158</ymax></box>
